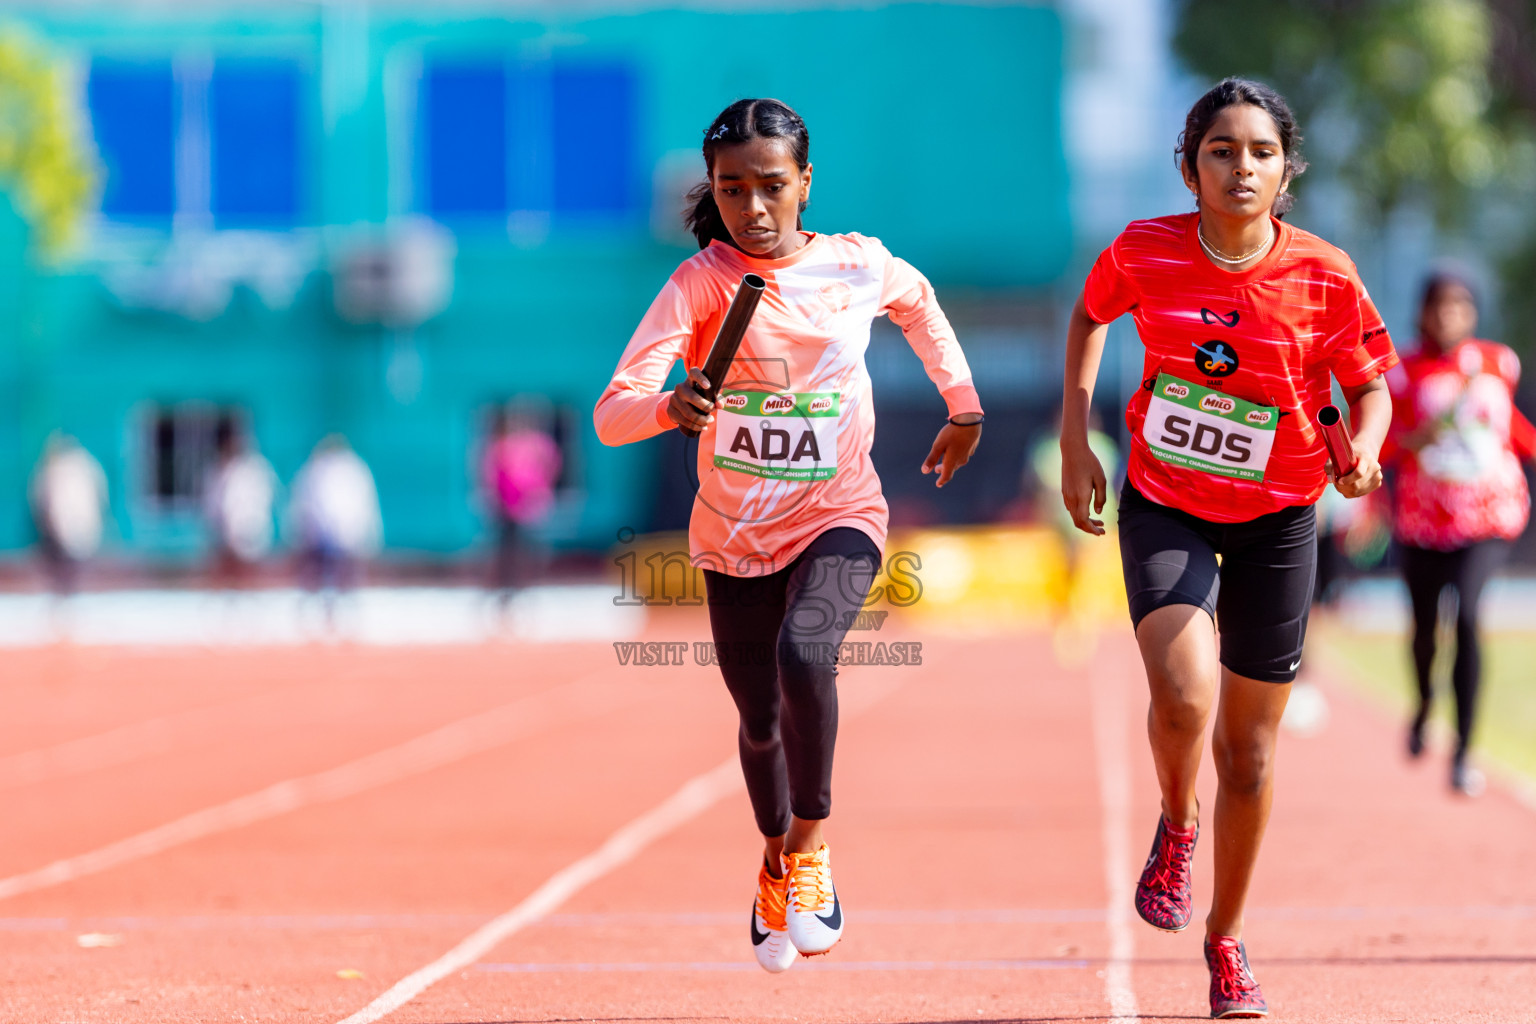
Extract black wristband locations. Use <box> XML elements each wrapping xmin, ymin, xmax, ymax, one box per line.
<box><xmin>948</xmin><ymin>414</ymin><xmax>984</xmax><ymax>427</ymax></box>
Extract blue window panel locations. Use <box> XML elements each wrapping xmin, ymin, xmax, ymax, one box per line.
<box><xmin>505</xmin><ymin>63</ymin><xmax>551</xmax><ymax>214</ymax></box>
<box><xmin>210</xmin><ymin>60</ymin><xmax>303</xmax><ymax>224</ymax></box>
<box><xmin>423</xmin><ymin>62</ymin><xmax>507</xmax><ymax>217</ymax></box>
<box><xmin>551</xmin><ymin>63</ymin><xmax>636</xmax><ymax>216</ymax></box>
<box><xmin>88</xmin><ymin>59</ymin><xmax>175</xmax><ymax>220</ymax></box>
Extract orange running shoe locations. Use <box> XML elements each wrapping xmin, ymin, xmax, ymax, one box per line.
<box><xmin>751</xmin><ymin>859</ymin><xmax>797</xmax><ymax>973</ymax></box>
<box><xmin>782</xmin><ymin>844</ymin><xmax>843</xmax><ymax>956</ymax></box>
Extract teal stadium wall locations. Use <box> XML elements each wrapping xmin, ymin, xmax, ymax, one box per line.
<box><xmin>2</xmin><ymin>3</ymin><xmax>1071</xmax><ymax>559</ymax></box>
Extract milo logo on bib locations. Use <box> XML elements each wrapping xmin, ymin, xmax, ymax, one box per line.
<box><xmin>1142</xmin><ymin>373</ymin><xmax>1278</xmax><ymax>481</ymax></box>
<box><xmin>714</xmin><ymin>389</ymin><xmax>841</xmax><ymax>482</ymax></box>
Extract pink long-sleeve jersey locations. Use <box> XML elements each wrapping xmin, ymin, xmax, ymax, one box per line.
<box><xmin>594</xmin><ymin>232</ymin><xmax>982</xmax><ymax>577</ymax></box>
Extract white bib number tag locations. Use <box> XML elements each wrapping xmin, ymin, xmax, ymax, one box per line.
<box><xmin>713</xmin><ymin>390</ymin><xmax>840</xmax><ymax>481</ymax></box>
<box><xmin>1142</xmin><ymin>373</ymin><xmax>1278</xmax><ymax>482</ymax></box>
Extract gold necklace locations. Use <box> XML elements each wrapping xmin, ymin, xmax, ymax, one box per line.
<box><xmin>1198</xmin><ymin>223</ymin><xmax>1273</xmax><ymax>266</ymax></box>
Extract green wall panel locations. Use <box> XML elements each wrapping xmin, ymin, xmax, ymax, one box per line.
<box><xmin>0</xmin><ymin>3</ymin><xmax>1068</xmax><ymax>556</ymax></box>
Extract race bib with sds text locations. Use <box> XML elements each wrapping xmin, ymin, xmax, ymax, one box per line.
<box><xmin>1142</xmin><ymin>373</ymin><xmax>1278</xmax><ymax>481</ymax></box>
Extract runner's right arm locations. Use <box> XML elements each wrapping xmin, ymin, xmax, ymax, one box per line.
<box><xmin>1061</xmin><ymin>293</ymin><xmax>1110</xmax><ymax>536</ymax></box>
<box><xmin>594</xmin><ymin>280</ymin><xmax>702</xmax><ymax>445</ymax></box>
<box><xmin>1062</xmin><ymin>232</ymin><xmax>1142</xmax><ymax>535</ymax></box>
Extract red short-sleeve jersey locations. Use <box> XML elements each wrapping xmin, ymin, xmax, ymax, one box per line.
<box><xmin>1385</xmin><ymin>338</ymin><xmax>1534</xmax><ymax>549</ymax></box>
<box><xmin>1083</xmin><ymin>212</ymin><xmax>1398</xmax><ymax>522</ymax></box>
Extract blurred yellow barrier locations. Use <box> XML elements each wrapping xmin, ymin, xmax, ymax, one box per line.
<box><xmin>608</xmin><ymin>525</ymin><xmax>1128</xmax><ymax>630</ymax></box>
<box><xmin>885</xmin><ymin>526</ymin><xmax>1126</xmax><ymax>632</ymax></box>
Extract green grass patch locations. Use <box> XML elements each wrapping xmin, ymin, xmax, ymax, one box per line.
<box><xmin>1309</xmin><ymin>621</ymin><xmax>1536</xmax><ymax>781</ymax></box>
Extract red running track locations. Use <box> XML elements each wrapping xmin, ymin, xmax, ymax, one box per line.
<box><xmin>0</xmin><ymin>620</ymin><xmax>1531</xmax><ymax>1022</ymax></box>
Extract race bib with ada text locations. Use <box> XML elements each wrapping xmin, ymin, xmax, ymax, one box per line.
<box><xmin>713</xmin><ymin>390</ymin><xmax>840</xmax><ymax>481</ymax></box>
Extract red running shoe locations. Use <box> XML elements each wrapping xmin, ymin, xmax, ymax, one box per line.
<box><xmin>1135</xmin><ymin>816</ymin><xmax>1197</xmax><ymax>931</ymax></box>
<box><xmin>1205</xmin><ymin>934</ymin><xmax>1268</xmax><ymax>1018</ymax></box>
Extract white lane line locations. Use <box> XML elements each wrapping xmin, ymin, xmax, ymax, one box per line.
<box><xmin>336</xmin><ymin>756</ymin><xmax>744</xmax><ymax>1024</ymax></box>
<box><xmin>0</xmin><ymin>714</ymin><xmax>184</xmax><ymax>791</ymax></box>
<box><xmin>1090</xmin><ymin>666</ymin><xmax>1140</xmax><ymax>1022</ymax></box>
<box><xmin>336</xmin><ymin>674</ymin><xmax>902</xmax><ymax>1024</ymax></box>
<box><xmin>0</xmin><ymin>672</ymin><xmax>641</xmax><ymax>902</ymax></box>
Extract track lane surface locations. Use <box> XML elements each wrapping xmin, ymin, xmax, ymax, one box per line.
<box><xmin>0</xmin><ymin>624</ymin><xmax>1531</xmax><ymax>1022</ymax></box>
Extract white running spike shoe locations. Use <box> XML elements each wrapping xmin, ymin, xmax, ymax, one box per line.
<box><xmin>782</xmin><ymin>843</ymin><xmax>843</xmax><ymax>956</ymax></box>
<box><xmin>750</xmin><ymin>859</ymin><xmax>797</xmax><ymax>973</ymax></box>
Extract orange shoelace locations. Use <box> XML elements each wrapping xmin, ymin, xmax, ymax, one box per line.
<box><xmin>756</xmin><ymin>867</ymin><xmax>789</xmax><ymax>931</ymax></box>
<box><xmin>783</xmin><ymin>849</ymin><xmax>832</xmax><ymax>914</ymax></box>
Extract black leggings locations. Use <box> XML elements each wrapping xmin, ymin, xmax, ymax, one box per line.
<box><xmin>702</xmin><ymin>527</ymin><xmax>881</xmax><ymax>837</ymax></box>
<box><xmin>1401</xmin><ymin>541</ymin><xmax>1507</xmax><ymax>760</ymax></box>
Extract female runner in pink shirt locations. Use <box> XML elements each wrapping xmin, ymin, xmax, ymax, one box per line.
<box><xmin>595</xmin><ymin>98</ymin><xmax>983</xmax><ymax>972</ymax></box>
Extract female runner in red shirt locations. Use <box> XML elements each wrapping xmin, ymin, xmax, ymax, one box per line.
<box><xmin>1386</xmin><ymin>272</ymin><xmax>1536</xmax><ymax>795</ymax></box>
<box><xmin>1060</xmin><ymin>79</ymin><xmax>1397</xmax><ymax>1018</ymax></box>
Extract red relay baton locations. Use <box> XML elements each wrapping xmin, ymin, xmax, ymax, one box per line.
<box><xmin>1317</xmin><ymin>404</ymin><xmax>1358</xmax><ymax>478</ymax></box>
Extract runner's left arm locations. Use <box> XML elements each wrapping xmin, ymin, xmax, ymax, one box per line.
<box><xmin>1326</xmin><ymin>270</ymin><xmax>1398</xmax><ymax>498</ymax></box>
<box><xmin>1494</xmin><ymin>345</ymin><xmax>1536</xmax><ymax>462</ymax></box>
<box><xmin>1335</xmin><ymin>375</ymin><xmax>1391</xmax><ymax>498</ymax></box>
<box><xmin>878</xmin><ymin>251</ymin><xmax>983</xmax><ymax>487</ymax></box>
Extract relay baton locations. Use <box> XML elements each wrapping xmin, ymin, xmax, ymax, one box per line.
<box><xmin>679</xmin><ymin>273</ymin><xmax>767</xmax><ymax>438</ymax></box>
<box><xmin>1317</xmin><ymin>404</ymin><xmax>1359</xmax><ymax>478</ymax></box>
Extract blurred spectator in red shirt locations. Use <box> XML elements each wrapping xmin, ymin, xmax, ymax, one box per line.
<box><xmin>1385</xmin><ymin>272</ymin><xmax>1536</xmax><ymax>795</ymax></box>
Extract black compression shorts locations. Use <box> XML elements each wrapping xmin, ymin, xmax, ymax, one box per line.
<box><xmin>1117</xmin><ymin>479</ymin><xmax>1317</xmax><ymax>683</ymax></box>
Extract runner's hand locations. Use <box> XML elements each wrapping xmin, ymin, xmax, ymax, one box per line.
<box><xmin>1061</xmin><ymin>438</ymin><xmax>1107</xmax><ymax>536</ymax></box>
<box><xmin>667</xmin><ymin>367</ymin><xmax>715</xmax><ymax>432</ymax></box>
<box><xmin>921</xmin><ymin>421</ymin><xmax>981</xmax><ymax>488</ymax></box>
<box><xmin>1333</xmin><ymin>439</ymin><xmax>1382</xmax><ymax>498</ymax></box>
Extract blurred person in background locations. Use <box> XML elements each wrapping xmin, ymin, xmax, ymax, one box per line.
<box><xmin>480</xmin><ymin>407</ymin><xmax>561</xmax><ymax>601</ymax></box>
<box><xmin>1384</xmin><ymin>272</ymin><xmax>1536</xmax><ymax>797</ymax></box>
<box><xmin>1288</xmin><ymin>484</ymin><xmax>1390</xmax><ymax>740</ymax></box>
<box><xmin>289</xmin><ymin>435</ymin><xmax>382</xmax><ymax>615</ymax></box>
<box><xmin>1311</xmin><ymin>487</ymin><xmax>1353</xmax><ymax>607</ymax></box>
<box><xmin>1311</xmin><ymin>483</ymin><xmax>1391</xmax><ymax>606</ymax></box>
<box><xmin>1029</xmin><ymin>408</ymin><xmax>1118</xmax><ymax>649</ymax></box>
<box><xmin>29</xmin><ymin>432</ymin><xmax>108</xmax><ymax>595</ymax></box>
<box><xmin>204</xmin><ymin>420</ymin><xmax>278</xmax><ymax>586</ymax></box>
